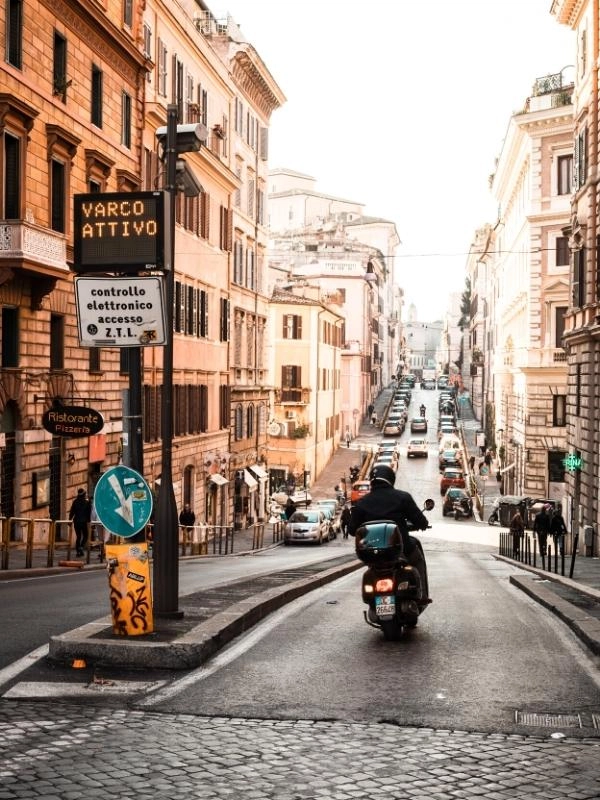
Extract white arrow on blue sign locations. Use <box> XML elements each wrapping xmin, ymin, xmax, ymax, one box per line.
<box><xmin>93</xmin><ymin>466</ymin><xmax>153</xmax><ymax>538</ymax></box>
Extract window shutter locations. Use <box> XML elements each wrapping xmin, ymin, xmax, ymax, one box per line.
<box><xmin>259</xmin><ymin>126</ymin><xmax>268</xmax><ymax>160</ymax></box>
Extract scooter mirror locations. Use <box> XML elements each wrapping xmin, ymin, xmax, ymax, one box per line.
<box><xmin>423</xmin><ymin>498</ymin><xmax>435</xmax><ymax>511</ymax></box>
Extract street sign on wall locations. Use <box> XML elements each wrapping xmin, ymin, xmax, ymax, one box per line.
<box><xmin>74</xmin><ymin>276</ymin><xmax>167</xmax><ymax>347</ymax></box>
<box><xmin>73</xmin><ymin>191</ymin><xmax>164</xmax><ymax>273</ymax></box>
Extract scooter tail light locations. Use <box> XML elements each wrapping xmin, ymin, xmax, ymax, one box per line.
<box><xmin>374</xmin><ymin>577</ymin><xmax>394</xmax><ymax>592</ymax></box>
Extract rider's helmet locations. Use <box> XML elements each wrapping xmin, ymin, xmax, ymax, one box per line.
<box><xmin>369</xmin><ymin>464</ymin><xmax>396</xmax><ymax>487</ymax></box>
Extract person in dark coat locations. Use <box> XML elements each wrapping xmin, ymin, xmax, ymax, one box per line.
<box><xmin>284</xmin><ymin>497</ymin><xmax>297</xmax><ymax>519</ymax></box>
<box><xmin>550</xmin><ymin>508</ymin><xmax>567</xmax><ymax>556</ymax></box>
<box><xmin>533</xmin><ymin>505</ymin><xmax>551</xmax><ymax>558</ymax></box>
<box><xmin>179</xmin><ymin>503</ymin><xmax>196</xmax><ymax>529</ymax></box>
<box><xmin>69</xmin><ymin>488</ymin><xmax>91</xmax><ymax>557</ymax></box>
<box><xmin>509</xmin><ymin>511</ymin><xmax>525</xmax><ymax>559</ymax></box>
<box><xmin>348</xmin><ymin>465</ymin><xmax>431</xmax><ymax>602</ymax></box>
<box><xmin>340</xmin><ymin>504</ymin><xmax>352</xmax><ymax>539</ymax></box>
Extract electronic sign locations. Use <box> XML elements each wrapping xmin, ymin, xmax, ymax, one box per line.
<box><xmin>73</xmin><ymin>191</ymin><xmax>164</xmax><ymax>273</ymax></box>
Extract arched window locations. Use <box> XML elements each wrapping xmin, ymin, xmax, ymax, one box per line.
<box><xmin>235</xmin><ymin>404</ymin><xmax>244</xmax><ymax>440</ymax></box>
<box><xmin>246</xmin><ymin>404</ymin><xmax>254</xmax><ymax>438</ymax></box>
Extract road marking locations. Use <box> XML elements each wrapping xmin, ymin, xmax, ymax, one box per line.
<box><xmin>0</xmin><ymin>644</ymin><xmax>49</xmax><ymax>692</ymax></box>
<box><xmin>137</xmin><ymin>573</ymin><xmax>357</xmax><ymax>708</ymax></box>
<box><xmin>3</xmin><ymin>679</ymin><xmax>166</xmax><ymax>699</ymax></box>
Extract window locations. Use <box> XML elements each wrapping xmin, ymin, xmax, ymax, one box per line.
<box><xmin>50</xmin><ymin>159</ymin><xmax>65</xmax><ymax>232</ymax></box>
<box><xmin>1</xmin><ymin>307</ymin><xmax>18</xmax><ymax>367</ymax></box>
<box><xmin>123</xmin><ymin>0</ymin><xmax>133</xmax><ymax>27</ymax></box>
<box><xmin>282</xmin><ymin>365</ymin><xmax>301</xmax><ymax>388</ymax></box>
<box><xmin>158</xmin><ymin>39</ymin><xmax>167</xmax><ymax>96</ymax></box>
<box><xmin>235</xmin><ymin>404</ymin><xmax>243</xmax><ymax>440</ymax></box>
<box><xmin>574</xmin><ymin>127</ymin><xmax>588</xmax><ymax>190</ymax></box>
<box><xmin>49</xmin><ymin>314</ymin><xmax>64</xmax><ymax>370</ymax></box>
<box><xmin>143</xmin><ymin>22</ymin><xmax>152</xmax><ymax>60</ymax></box>
<box><xmin>3</xmin><ymin>132</ymin><xmax>20</xmax><ymax>219</ymax></box>
<box><xmin>88</xmin><ymin>347</ymin><xmax>101</xmax><ymax>373</ymax></box>
<box><xmin>556</xmin><ymin>236</ymin><xmax>569</xmax><ymax>267</ymax></box>
<box><xmin>121</xmin><ymin>92</ymin><xmax>131</xmax><ymax>148</ymax></box>
<box><xmin>572</xmin><ymin>248</ymin><xmax>585</xmax><ymax>307</ymax></box>
<box><xmin>557</xmin><ymin>155</ymin><xmax>572</xmax><ymax>196</ymax></box>
<box><xmin>219</xmin><ymin>384</ymin><xmax>230</xmax><ymax>429</ymax></box>
<box><xmin>553</xmin><ymin>395</ymin><xmax>566</xmax><ymax>427</ymax></box>
<box><xmin>6</xmin><ymin>0</ymin><xmax>23</xmax><ymax>68</ymax></box>
<box><xmin>91</xmin><ymin>65</ymin><xmax>103</xmax><ymax>128</ymax></box>
<box><xmin>555</xmin><ymin>306</ymin><xmax>567</xmax><ymax>347</ymax></box>
<box><xmin>247</xmin><ymin>405</ymin><xmax>254</xmax><ymax>438</ymax></box>
<box><xmin>575</xmin><ymin>363</ymin><xmax>581</xmax><ymax>416</ymax></box>
<box><xmin>120</xmin><ymin>348</ymin><xmax>130</xmax><ymax>374</ymax></box>
<box><xmin>220</xmin><ymin>298</ymin><xmax>230</xmax><ymax>342</ymax></box>
<box><xmin>53</xmin><ymin>31</ymin><xmax>68</xmax><ymax>102</ymax></box>
<box><xmin>283</xmin><ymin>314</ymin><xmax>302</xmax><ymax>339</ymax></box>
<box><xmin>548</xmin><ymin>450</ymin><xmax>566</xmax><ymax>483</ymax></box>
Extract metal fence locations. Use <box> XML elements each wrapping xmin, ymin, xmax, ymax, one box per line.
<box><xmin>499</xmin><ymin>529</ymin><xmax>579</xmax><ymax>579</ymax></box>
<box><xmin>0</xmin><ymin>516</ymin><xmax>274</xmax><ymax>571</ymax></box>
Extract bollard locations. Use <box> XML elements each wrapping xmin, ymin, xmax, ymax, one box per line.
<box><xmin>569</xmin><ymin>533</ymin><xmax>579</xmax><ymax>579</ymax></box>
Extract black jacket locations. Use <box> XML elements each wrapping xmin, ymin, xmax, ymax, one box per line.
<box><xmin>348</xmin><ymin>484</ymin><xmax>429</xmax><ymax>554</ymax></box>
<box><xmin>69</xmin><ymin>495</ymin><xmax>91</xmax><ymax>525</ymax></box>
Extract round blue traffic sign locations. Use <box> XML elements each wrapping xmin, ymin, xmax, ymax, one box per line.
<box><xmin>93</xmin><ymin>466</ymin><xmax>153</xmax><ymax>538</ymax></box>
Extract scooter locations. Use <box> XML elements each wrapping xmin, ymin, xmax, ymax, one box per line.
<box><xmin>453</xmin><ymin>496</ymin><xmax>473</xmax><ymax>520</ymax></box>
<box><xmin>487</xmin><ymin>499</ymin><xmax>500</xmax><ymax>525</ymax></box>
<box><xmin>356</xmin><ymin>500</ymin><xmax>434</xmax><ymax>641</ymax></box>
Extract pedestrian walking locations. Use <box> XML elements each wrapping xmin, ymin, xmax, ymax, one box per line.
<box><xmin>179</xmin><ymin>503</ymin><xmax>196</xmax><ymax>534</ymax></box>
<box><xmin>370</xmin><ymin>410</ymin><xmax>378</xmax><ymax>426</ymax></box>
<box><xmin>509</xmin><ymin>511</ymin><xmax>525</xmax><ymax>559</ymax></box>
<box><xmin>367</xmin><ymin>403</ymin><xmax>374</xmax><ymax>420</ymax></box>
<box><xmin>533</xmin><ymin>504</ymin><xmax>551</xmax><ymax>559</ymax></box>
<box><xmin>469</xmin><ymin>455</ymin><xmax>475</xmax><ymax>472</ymax></box>
<box><xmin>550</xmin><ymin>507</ymin><xmax>567</xmax><ymax>556</ymax></box>
<box><xmin>484</xmin><ymin>450</ymin><xmax>492</xmax><ymax>468</ymax></box>
<box><xmin>345</xmin><ymin>427</ymin><xmax>351</xmax><ymax>448</ymax></box>
<box><xmin>340</xmin><ymin>503</ymin><xmax>352</xmax><ymax>539</ymax></box>
<box><xmin>69</xmin><ymin>488</ymin><xmax>91</xmax><ymax>557</ymax></box>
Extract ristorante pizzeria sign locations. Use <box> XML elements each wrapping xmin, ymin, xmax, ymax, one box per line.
<box><xmin>42</xmin><ymin>405</ymin><xmax>104</xmax><ymax>438</ymax></box>
<box><xmin>73</xmin><ymin>191</ymin><xmax>164</xmax><ymax>272</ymax></box>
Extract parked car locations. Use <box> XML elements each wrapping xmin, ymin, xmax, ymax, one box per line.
<box><xmin>440</xmin><ymin>467</ymin><xmax>466</xmax><ymax>495</ymax></box>
<box><xmin>439</xmin><ymin>449</ymin><xmax>461</xmax><ymax>471</ymax></box>
<box><xmin>350</xmin><ymin>480</ymin><xmax>371</xmax><ymax>503</ymax></box>
<box><xmin>439</xmin><ymin>435</ymin><xmax>461</xmax><ymax>453</ymax></box>
<box><xmin>378</xmin><ymin>439</ymin><xmax>400</xmax><ymax>455</ymax></box>
<box><xmin>442</xmin><ymin>487</ymin><xmax>473</xmax><ymax>517</ymax></box>
<box><xmin>314</xmin><ymin>501</ymin><xmax>340</xmax><ymax>538</ymax></box>
<box><xmin>283</xmin><ymin>509</ymin><xmax>329</xmax><ymax>545</ymax></box>
<box><xmin>406</xmin><ymin>437</ymin><xmax>428</xmax><ymax>458</ymax></box>
<box><xmin>422</xmin><ymin>379</ymin><xmax>436</xmax><ymax>389</ymax></box>
<box><xmin>410</xmin><ymin>417</ymin><xmax>428</xmax><ymax>433</ymax></box>
<box><xmin>373</xmin><ymin>454</ymin><xmax>398</xmax><ymax>473</ymax></box>
<box><xmin>438</xmin><ymin>423</ymin><xmax>458</xmax><ymax>440</ymax></box>
<box><xmin>383</xmin><ymin>419</ymin><xmax>404</xmax><ymax>436</ymax></box>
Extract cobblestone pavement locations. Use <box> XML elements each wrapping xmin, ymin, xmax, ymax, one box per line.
<box><xmin>1</xmin><ymin>700</ymin><xmax>600</xmax><ymax>799</ymax></box>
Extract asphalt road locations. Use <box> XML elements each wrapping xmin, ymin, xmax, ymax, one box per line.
<box><xmin>3</xmin><ymin>388</ymin><xmax>600</xmax><ymax>798</ymax></box>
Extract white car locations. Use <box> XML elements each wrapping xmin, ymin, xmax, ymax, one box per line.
<box><xmin>407</xmin><ymin>437</ymin><xmax>428</xmax><ymax>458</ymax></box>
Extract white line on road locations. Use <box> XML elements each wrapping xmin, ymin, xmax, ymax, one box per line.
<box><xmin>0</xmin><ymin>644</ymin><xmax>49</xmax><ymax>692</ymax></box>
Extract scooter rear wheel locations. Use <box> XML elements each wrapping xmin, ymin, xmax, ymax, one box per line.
<box><xmin>381</xmin><ymin>619</ymin><xmax>404</xmax><ymax>641</ymax></box>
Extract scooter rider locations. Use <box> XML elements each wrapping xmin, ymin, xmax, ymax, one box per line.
<box><xmin>348</xmin><ymin>464</ymin><xmax>431</xmax><ymax>603</ymax></box>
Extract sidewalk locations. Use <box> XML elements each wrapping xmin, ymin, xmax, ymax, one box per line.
<box><xmin>458</xmin><ymin>393</ymin><xmax>600</xmax><ymax>654</ymax></box>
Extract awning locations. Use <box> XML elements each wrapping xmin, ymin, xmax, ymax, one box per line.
<box><xmin>500</xmin><ymin>462</ymin><xmax>515</xmax><ymax>474</ymax></box>
<box><xmin>244</xmin><ymin>469</ymin><xmax>258</xmax><ymax>491</ymax></box>
<box><xmin>249</xmin><ymin>464</ymin><xmax>268</xmax><ymax>480</ymax></box>
<box><xmin>209</xmin><ymin>473</ymin><xmax>229</xmax><ymax>486</ymax></box>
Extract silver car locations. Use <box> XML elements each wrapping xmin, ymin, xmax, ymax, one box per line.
<box><xmin>283</xmin><ymin>509</ymin><xmax>329</xmax><ymax>545</ymax></box>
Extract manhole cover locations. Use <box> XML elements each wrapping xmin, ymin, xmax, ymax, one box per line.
<box><xmin>516</xmin><ymin>711</ymin><xmax>582</xmax><ymax>728</ymax></box>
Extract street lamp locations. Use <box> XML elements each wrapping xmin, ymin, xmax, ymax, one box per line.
<box><xmin>153</xmin><ymin>106</ymin><xmax>206</xmax><ymax>617</ymax></box>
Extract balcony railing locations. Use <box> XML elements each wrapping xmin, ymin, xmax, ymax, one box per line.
<box><xmin>0</xmin><ymin>220</ymin><xmax>68</xmax><ymax>273</ymax></box>
<box><xmin>276</xmin><ymin>388</ymin><xmax>311</xmax><ymax>404</ymax></box>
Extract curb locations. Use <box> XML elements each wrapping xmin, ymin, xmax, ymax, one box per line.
<box><xmin>49</xmin><ymin>559</ymin><xmax>363</xmax><ymax>670</ymax></box>
<box><xmin>495</xmin><ymin>555</ymin><xmax>600</xmax><ymax>656</ymax></box>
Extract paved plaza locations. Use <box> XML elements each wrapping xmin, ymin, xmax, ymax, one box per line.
<box><xmin>1</xmin><ymin>700</ymin><xmax>600</xmax><ymax>799</ymax></box>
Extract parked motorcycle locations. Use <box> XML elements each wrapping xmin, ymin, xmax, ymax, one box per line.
<box><xmin>356</xmin><ymin>499</ymin><xmax>434</xmax><ymax>641</ymax></box>
<box><xmin>488</xmin><ymin>499</ymin><xmax>500</xmax><ymax>525</ymax></box>
<box><xmin>453</xmin><ymin>495</ymin><xmax>473</xmax><ymax>520</ymax></box>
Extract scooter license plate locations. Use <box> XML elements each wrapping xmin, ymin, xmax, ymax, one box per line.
<box><xmin>375</xmin><ymin>595</ymin><xmax>395</xmax><ymax>618</ymax></box>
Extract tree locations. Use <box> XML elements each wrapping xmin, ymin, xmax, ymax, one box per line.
<box><xmin>458</xmin><ymin>277</ymin><xmax>471</xmax><ymax>330</ymax></box>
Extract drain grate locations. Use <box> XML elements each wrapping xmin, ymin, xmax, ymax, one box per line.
<box><xmin>515</xmin><ymin>711</ymin><xmax>582</xmax><ymax>728</ymax></box>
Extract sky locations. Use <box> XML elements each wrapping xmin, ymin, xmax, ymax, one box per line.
<box><xmin>221</xmin><ymin>0</ymin><xmax>575</xmax><ymax>320</ymax></box>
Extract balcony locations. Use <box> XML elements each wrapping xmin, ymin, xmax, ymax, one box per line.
<box><xmin>275</xmin><ymin>387</ymin><xmax>311</xmax><ymax>404</ymax></box>
<box><xmin>0</xmin><ymin>220</ymin><xmax>68</xmax><ymax>275</ymax></box>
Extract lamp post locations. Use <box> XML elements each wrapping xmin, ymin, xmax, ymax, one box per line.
<box><xmin>153</xmin><ymin>106</ymin><xmax>205</xmax><ymax>617</ymax></box>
